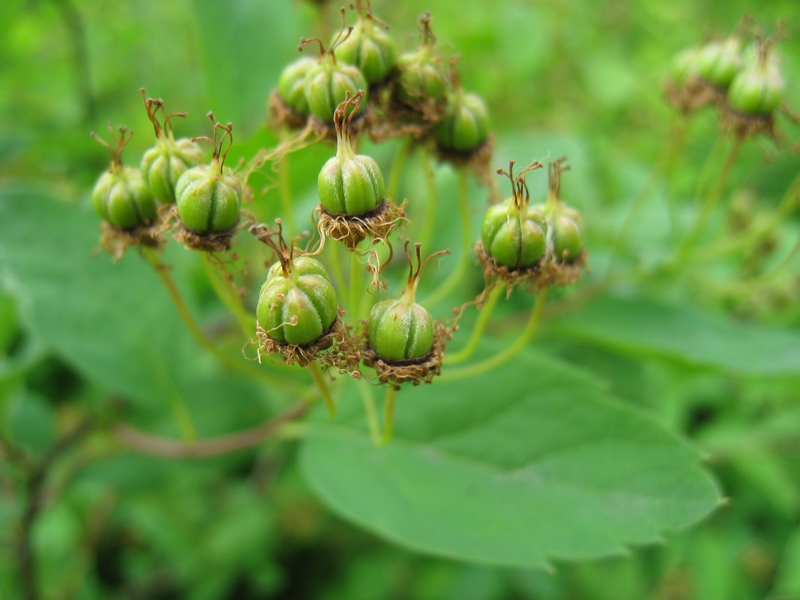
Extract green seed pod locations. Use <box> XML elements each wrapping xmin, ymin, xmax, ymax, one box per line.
<box><xmin>368</xmin><ymin>298</ymin><xmax>433</xmax><ymax>362</ymax></box>
<box><xmin>481</xmin><ymin>161</ymin><xmax>546</xmax><ymax>269</ymax></box>
<box><xmin>277</xmin><ymin>56</ymin><xmax>317</xmax><ymax>117</ymax></box>
<box><xmin>727</xmin><ymin>45</ymin><xmax>784</xmax><ymax>117</ymax></box>
<box><xmin>318</xmin><ymin>91</ymin><xmax>384</xmax><ymax>215</ymax></box>
<box><xmin>394</xmin><ymin>14</ymin><xmax>446</xmax><ymax>108</ymax></box>
<box><xmin>367</xmin><ymin>243</ymin><xmax>448</xmax><ymax>362</ymax></box>
<box><xmin>176</xmin><ymin>166</ymin><xmax>242</xmax><ymax>233</ymax></box>
<box><xmin>395</xmin><ymin>47</ymin><xmax>446</xmax><ymax>105</ymax></box>
<box><xmin>544</xmin><ymin>158</ymin><xmax>584</xmax><ymax>263</ymax></box>
<box><xmin>549</xmin><ymin>208</ymin><xmax>584</xmax><ymax>262</ymax></box>
<box><xmin>257</xmin><ymin>254</ymin><xmax>339</xmax><ymax>347</ymax></box>
<box><xmin>92</xmin><ymin>167</ymin><xmax>157</xmax><ymax>230</ymax></box>
<box><xmin>139</xmin><ymin>90</ymin><xmax>205</xmax><ymax>204</ymax></box>
<box><xmin>668</xmin><ymin>47</ymin><xmax>701</xmax><ymax>87</ymax></box>
<box><xmin>300</xmin><ymin>34</ymin><xmax>368</xmax><ymax>125</ymax></box>
<box><xmin>175</xmin><ymin>115</ymin><xmax>242</xmax><ymax>234</ymax></box>
<box><xmin>142</xmin><ymin>139</ymin><xmax>205</xmax><ymax>204</ymax></box>
<box><xmin>696</xmin><ymin>37</ymin><xmax>742</xmax><ymax>89</ymax></box>
<box><xmin>90</xmin><ymin>124</ymin><xmax>157</xmax><ymax>230</ymax></box>
<box><xmin>334</xmin><ymin>1</ymin><xmax>396</xmax><ymax>86</ymax></box>
<box><xmin>434</xmin><ymin>91</ymin><xmax>490</xmax><ymax>153</ymax></box>
<box><xmin>481</xmin><ymin>201</ymin><xmax>547</xmax><ymax>269</ymax></box>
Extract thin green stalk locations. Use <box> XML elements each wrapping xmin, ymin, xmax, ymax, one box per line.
<box><xmin>307</xmin><ymin>361</ymin><xmax>336</xmax><ymax>418</ymax></box>
<box><xmin>440</xmin><ymin>288</ymin><xmax>549</xmax><ymax>383</ymax></box>
<box><xmin>417</xmin><ymin>145</ymin><xmax>439</xmax><ymax>252</ymax></box>
<box><xmin>422</xmin><ymin>168</ymin><xmax>472</xmax><ymax>306</ymax></box>
<box><xmin>675</xmin><ymin>136</ymin><xmax>743</xmax><ymax>261</ymax></box>
<box><xmin>327</xmin><ymin>239</ymin><xmax>348</xmax><ymax>301</ymax></box>
<box><xmin>201</xmin><ymin>252</ymin><xmax>254</xmax><ymax>339</ymax></box>
<box><xmin>350</xmin><ymin>248</ymin><xmax>364</xmax><ymax>319</ymax></box>
<box><xmin>358</xmin><ymin>380</ymin><xmax>382</xmax><ymax>446</ymax></box>
<box><xmin>693</xmin><ymin>132</ymin><xmax>728</xmax><ymax>208</ymax></box>
<box><xmin>387</xmin><ymin>137</ymin><xmax>412</xmax><ymax>199</ymax></box>
<box><xmin>141</xmin><ymin>247</ymin><xmax>302</xmax><ymax>393</ymax></box>
<box><xmin>380</xmin><ymin>386</ymin><xmax>397</xmax><ymax>446</ymax></box>
<box><xmin>446</xmin><ymin>285</ymin><xmax>503</xmax><ymax>365</ymax></box>
<box><xmin>278</xmin><ymin>154</ymin><xmax>298</xmax><ymax>235</ymax></box>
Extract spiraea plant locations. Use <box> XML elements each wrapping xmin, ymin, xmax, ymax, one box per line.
<box><xmin>80</xmin><ymin>1</ymin><xmax>795</xmax><ymax>563</ymax></box>
<box><xmin>4</xmin><ymin>2</ymin><xmax>800</xmax><ymax>598</ymax></box>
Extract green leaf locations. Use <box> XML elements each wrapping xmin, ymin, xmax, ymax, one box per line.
<box><xmin>0</xmin><ymin>187</ymin><xmax>191</xmax><ymax>406</ymax></box>
<box><xmin>548</xmin><ymin>295</ymin><xmax>800</xmax><ymax>377</ymax></box>
<box><xmin>300</xmin><ymin>352</ymin><xmax>720</xmax><ymax>567</ymax></box>
<box><xmin>6</xmin><ymin>390</ymin><xmax>54</xmax><ymax>456</ymax></box>
<box><xmin>189</xmin><ymin>0</ymin><xmax>302</xmax><ymax>131</ymax></box>
<box><xmin>773</xmin><ymin>525</ymin><xmax>800</xmax><ymax>596</ymax></box>
<box><xmin>0</xmin><ymin>187</ymin><xmax>271</xmax><ymax>432</ymax></box>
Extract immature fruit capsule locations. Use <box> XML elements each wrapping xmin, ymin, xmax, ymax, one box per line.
<box><xmin>257</xmin><ymin>255</ymin><xmax>339</xmax><ymax>346</ymax></box>
<box><xmin>90</xmin><ymin>124</ymin><xmax>157</xmax><ymax>230</ymax></box>
<box><xmin>668</xmin><ymin>47</ymin><xmax>701</xmax><ymax>88</ymax></box>
<box><xmin>543</xmin><ymin>158</ymin><xmax>584</xmax><ymax>263</ymax></box>
<box><xmin>176</xmin><ymin>165</ymin><xmax>242</xmax><ymax>233</ymax></box>
<box><xmin>434</xmin><ymin>91</ymin><xmax>490</xmax><ymax>153</ymax></box>
<box><xmin>300</xmin><ymin>33</ymin><xmax>369</xmax><ymax>125</ymax></box>
<box><xmin>139</xmin><ymin>91</ymin><xmax>205</xmax><ymax>204</ymax></box>
<box><xmin>367</xmin><ymin>243</ymin><xmax>448</xmax><ymax>362</ymax></box>
<box><xmin>92</xmin><ymin>167</ymin><xmax>157</xmax><ymax>230</ymax></box>
<box><xmin>550</xmin><ymin>208</ymin><xmax>584</xmax><ymax>263</ymax></box>
<box><xmin>696</xmin><ymin>37</ymin><xmax>742</xmax><ymax>90</ymax></box>
<box><xmin>368</xmin><ymin>297</ymin><xmax>433</xmax><ymax>362</ymax></box>
<box><xmin>481</xmin><ymin>161</ymin><xmax>546</xmax><ymax>269</ymax></box>
<box><xmin>318</xmin><ymin>91</ymin><xmax>384</xmax><ymax>215</ymax></box>
<box><xmin>334</xmin><ymin>1</ymin><xmax>396</xmax><ymax>86</ymax></box>
<box><xmin>277</xmin><ymin>57</ymin><xmax>317</xmax><ymax>118</ymax></box>
<box><xmin>727</xmin><ymin>47</ymin><xmax>784</xmax><ymax>117</ymax></box>
<box><xmin>481</xmin><ymin>201</ymin><xmax>547</xmax><ymax>269</ymax></box>
<box><xmin>394</xmin><ymin>14</ymin><xmax>446</xmax><ymax>109</ymax></box>
<box><xmin>175</xmin><ymin>115</ymin><xmax>242</xmax><ymax>234</ymax></box>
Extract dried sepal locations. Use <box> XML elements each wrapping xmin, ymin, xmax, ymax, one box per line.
<box><xmin>268</xmin><ymin>88</ymin><xmax>310</xmax><ymax>131</ymax></box>
<box><xmin>255</xmin><ymin>310</ymin><xmax>347</xmax><ymax>367</ymax></box>
<box><xmin>360</xmin><ymin>321</ymin><xmax>451</xmax><ymax>387</ymax></box>
<box><xmin>97</xmin><ymin>221</ymin><xmax>163</xmax><ymax>262</ymax></box>
<box><xmin>315</xmin><ymin>198</ymin><xmax>407</xmax><ymax>250</ymax></box>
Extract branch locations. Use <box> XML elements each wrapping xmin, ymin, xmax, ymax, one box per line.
<box><xmin>113</xmin><ymin>401</ymin><xmax>311</xmax><ymax>459</ymax></box>
<box><xmin>17</xmin><ymin>416</ymin><xmax>96</xmax><ymax>600</ymax></box>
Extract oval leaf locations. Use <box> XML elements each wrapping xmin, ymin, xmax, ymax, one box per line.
<box><xmin>548</xmin><ymin>295</ymin><xmax>800</xmax><ymax>377</ymax></box>
<box><xmin>300</xmin><ymin>352</ymin><xmax>720</xmax><ymax>567</ymax></box>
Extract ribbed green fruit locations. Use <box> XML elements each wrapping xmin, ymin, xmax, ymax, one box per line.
<box><xmin>368</xmin><ymin>298</ymin><xmax>433</xmax><ymax>362</ymax></box>
<box><xmin>141</xmin><ymin>137</ymin><xmax>204</xmax><ymax>204</ymax></box>
<box><xmin>92</xmin><ymin>167</ymin><xmax>157</xmax><ymax>230</ymax></box>
<box><xmin>697</xmin><ymin>38</ymin><xmax>742</xmax><ymax>89</ymax></box>
<box><xmin>727</xmin><ymin>58</ymin><xmax>784</xmax><ymax>116</ymax></box>
<box><xmin>394</xmin><ymin>45</ymin><xmax>446</xmax><ymax>107</ymax></box>
<box><xmin>334</xmin><ymin>18</ymin><xmax>396</xmax><ymax>85</ymax></box>
<box><xmin>434</xmin><ymin>91</ymin><xmax>490</xmax><ymax>153</ymax></box>
<box><xmin>175</xmin><ymin>163</ymin><xmax>242</xmax><ymax>234</ymax></box>
<box><xmin>257</xmin><ymin>257</ymin><xmax>339</xmax><ymax>346</ymax></box>
<box><xmin>278</xmin><ymin>57</ymin><xmax>317</xmax><ymax>117</ymax></box>
<box><xmin>669</xmin><ymin>47</ymin><xmax>701</xmax><ymax>86</ymax></box>
<box><xmin>481</xmin><ymin>199</ymin><xmax>546</xmax><ymax>269</ymax></box>
<box><xmin>318</xmin><ymin>140</ymin><xmax>384</xmax><ymax>215</ymax></box>
<box><xmin>305</xmin><ymin>58</ymin><xmax>368</xmax><ymax>124</ymax></box>
<box><xmin>550</xmin><ymin>208</ymin><xmax>584</xmax><ymax>262</ymax></box>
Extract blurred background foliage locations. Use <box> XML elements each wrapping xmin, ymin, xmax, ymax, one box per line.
<box><xmin>1</xmin><ymin>0</ymin><xmax>800</xmax><ymax>598</ymax></box>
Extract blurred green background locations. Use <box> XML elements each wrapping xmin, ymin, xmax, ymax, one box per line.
<box><xmin>2</xmin><ymin>0</ymin><xmax>800</xmax><ymax>598</ymax></box>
